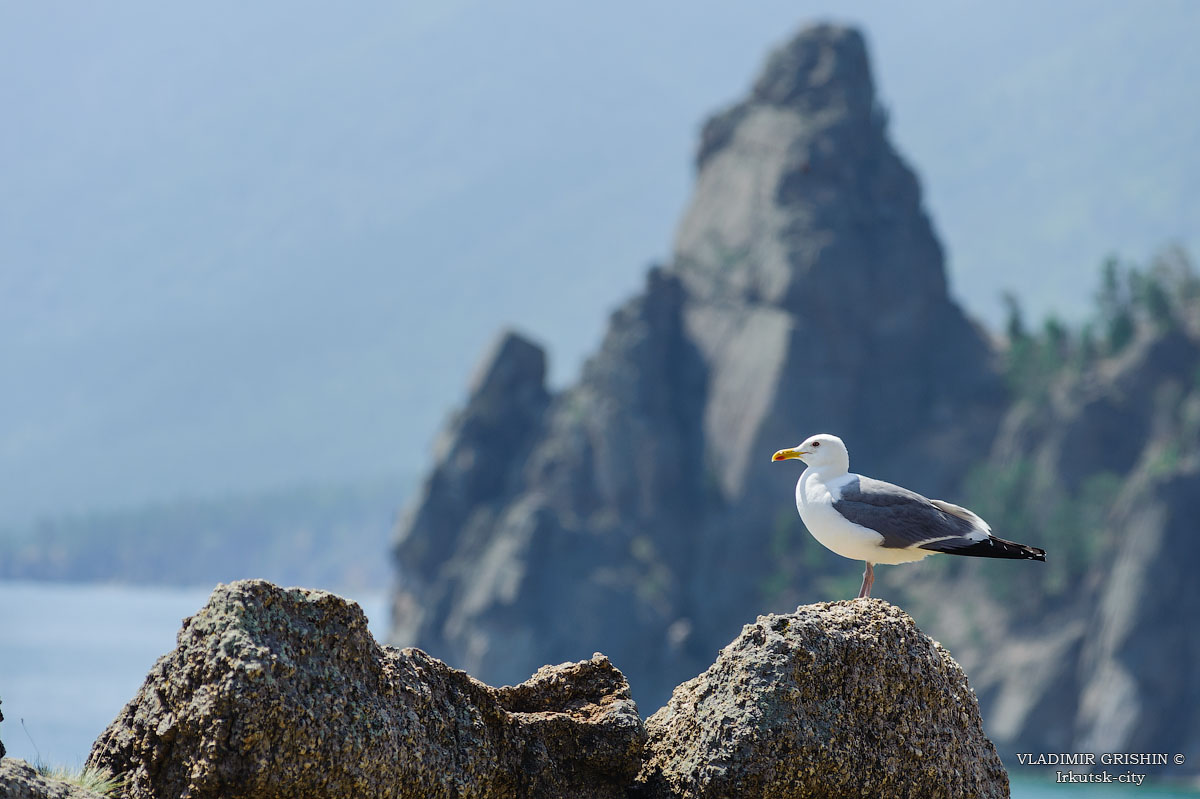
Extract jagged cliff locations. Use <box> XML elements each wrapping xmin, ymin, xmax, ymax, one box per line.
<box><xmin>934</xmin><ymin>312</ymin><xmax>1200</xmax><ymax>773</ymax></box>
<box><xmin>391</xmin><ymin>23</ymin><xmax>1003</xmax><ymax>710</ymax></box>
<box><xmin>390</xmin><ymin>20</ymin><xmax>1200</xmax><ymax>780</ymax></box>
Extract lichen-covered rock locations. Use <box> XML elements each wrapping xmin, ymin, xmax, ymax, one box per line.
<box><xmin>86</xmin><ymin>579</ymin><xmax>644</xmax><ymax>799</ymax></box>
<box><xmin>636</xmin><ymin>599</ymin><xmax>1009</xmax><ymax>799</ymax></box>
<box><xmin>0</xmin><ymin>759</ymin><xmax>107</xmax><ymax>799</ymax></box>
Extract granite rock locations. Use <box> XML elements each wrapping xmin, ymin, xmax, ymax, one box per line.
<box><xmin>636</xmin><ymin>600</ymin><xmax>1009</xmax><ymax>799</ymax></box>
<box><xmin>87</xmin><ymin>579</ymin><xmax>644</xmax><ymax>799</ymax></box>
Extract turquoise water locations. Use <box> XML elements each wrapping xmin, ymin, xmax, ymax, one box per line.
<box><xmin>1</xmin><ymin>582</ymin><xmax>1196</xmax><ymax>797</ymax></box>
<box><xmin>1012</xmin><ymin>773</ymin><xmax>1199</xmax><ymax>797</ymax></box>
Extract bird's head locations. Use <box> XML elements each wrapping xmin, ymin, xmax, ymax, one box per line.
<box><xmin>772</xmin><ymin>434</ymin><xmax>849</xmax><ymax>474</ymax></box>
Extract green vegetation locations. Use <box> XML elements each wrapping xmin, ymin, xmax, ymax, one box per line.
<box><xmin>1146</xmin><ymin>440</ymin><xmax>1184</xmax><ymax>479</ymax></box>
<box><xmin>965</xmin><ymin>248</ymin><xmax>1200</xmax><ymax>605</ymax></box>
<box><xmin>961</xmin><ymin>459</ymin><xmax>1040</xmax><ymax>549</ymax></box>
<box><xmin>963</xmin><ymin>460</ymin><xmax>1122</xmax><ymax>602</ymax></box>
<box><xmin>1002</xmin><ymin>247</ymin><xmax>1198</xmax><ymax>399</ymax></box>
<box><xmin>35</xmin><ymin>762</ymin><xmax>123</xmax><ymax>796</ymax></box>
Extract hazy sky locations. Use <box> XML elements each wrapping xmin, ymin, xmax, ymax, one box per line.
<box><xmin>2</xmin><ymin>1</ymin><xmax>1196</xmax><ymax>525</ymax></box>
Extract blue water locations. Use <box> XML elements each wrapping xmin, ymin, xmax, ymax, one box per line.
<box><xmin>0</xmin><ymin>580</ymin><xmax>387</xmax><ymax>767</ymax></box>
<box><xmin>1</xmin><ymin>582</ymin><xmax>1196</xmax><ymax>797</ymax></box>
<box><xmin>1011</xmin><ymin>773</ymin><xmax>1199</xmax><ymax>797</ymax></box>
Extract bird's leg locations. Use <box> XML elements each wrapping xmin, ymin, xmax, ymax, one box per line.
<box><xmin>857</xmin><ymin>562</ymin><xmax>875</xmax><ymax>599</ymax></box>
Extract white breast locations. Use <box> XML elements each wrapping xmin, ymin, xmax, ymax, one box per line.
<box><xmin>796</xmin><ymin>470</ymin><xmax>931</xmax><ymax>565</ymax></box>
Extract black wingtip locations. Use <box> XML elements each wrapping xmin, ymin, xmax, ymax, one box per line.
<box><xmin>933</xmin><ymin>536</ymin><xmax>1047</xmax><ymax>561</ymax></box>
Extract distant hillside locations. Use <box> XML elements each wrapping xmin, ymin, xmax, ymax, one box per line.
<box><xmin>0</xmin><ymin>478</ymin><xmax>405</xmax><ymax>591</ymax></box>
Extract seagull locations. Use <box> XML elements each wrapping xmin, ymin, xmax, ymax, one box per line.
<box><xmin>772</xmin><ymin>433</ymin><xmax>1045</xmax><ymax>598</ymax></box>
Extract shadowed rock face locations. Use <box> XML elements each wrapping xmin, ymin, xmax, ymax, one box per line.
<box><xmin>86</xmin><ymin>580</ymin><xmax>644</xmax><ymax>799</ymax></box>
<box><xmin>392</xmin><ymin>270</ymin><xmax>717</xmax><ymax>704</ymax></box>
<box><xmin>636</xmin><ymin>600</ymin><xmax>1009</xmax><ymax>799</ymax></box>
<box><xmin>390</xmin><ymin>22</ymin><xmax>1003</xmax><ymax>710</ymax></box>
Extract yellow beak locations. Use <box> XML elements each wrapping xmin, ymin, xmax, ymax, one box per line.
<box><xmin>772</xmin><ymin>447</ymin><xmax>806</xmax><ymax>462</ymax></box>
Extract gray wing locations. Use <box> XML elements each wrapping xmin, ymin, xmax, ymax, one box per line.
<box><xmin>833</xmin><ymin>475</ymin><xmax>985</xmax><ymax>550</ymax></box>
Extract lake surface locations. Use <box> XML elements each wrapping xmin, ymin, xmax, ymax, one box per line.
<box><xmin>1</xmin><ymin>581</ymin><xmax>1195</xmax><ymax>797</ymax></box>
<box><xmin>1011</xmin><ymin>774</ymin><xmax>1199</xmax><ymax>797</ymax></box>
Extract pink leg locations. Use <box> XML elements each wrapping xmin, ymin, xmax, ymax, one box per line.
<box><xmin>857</xmin><ymin>562</ymin><xmax>875</xmax><ymax>598</ymax></box>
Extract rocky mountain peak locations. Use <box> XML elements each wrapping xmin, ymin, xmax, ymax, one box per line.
<box><xmin>391</xmin><ymin>22</ymin><xmax>1004</xmax><ymax>710</ymax></box>
<box><xmin>752</xmin><ymin>24</ymin><xmax>875</xmax><ymax>118</ymax></box>
<box><xmin>671</xmin><ymin>20</ymin><xmax>997</xmax><ymax>505</ymax></box>
<box><xmin>679</xmin><ymin>23</ymin><xmax>942</xmax><ymax>333</ymax></box>
<box><xmin>391</xmin><ymin>329</ymin><xmax>550</xmax><ymax>645</ymax></box>
<box><xmin>425</xmin><ymin>328</ymin><xmax>549</xmax><ymax>489</ymax></box>
<box><xmin>697</xmin><ymin>24</ymin><xmax>876</xmax><ymax>171</ymax></box>
<box><xmin>465</xmin><ymin>329</ymin><xmax>547</xmax><ymax>408</ymax></box>
<box><xmin>385</xmin><ymin>20</ymin><xmax>1200</xmax><ymax>776</ymax></box>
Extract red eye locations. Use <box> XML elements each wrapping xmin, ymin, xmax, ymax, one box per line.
<box><xmin>812</xmin><ymin>441</ymin><xmax>820</xmax><ymax>448</ymax></box>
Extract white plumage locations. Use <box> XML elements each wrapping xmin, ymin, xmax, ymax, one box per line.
<box><xmin>773</xmin><ymin>433</ymin><xmax>1046</xmax><ymax>598</ymax></box>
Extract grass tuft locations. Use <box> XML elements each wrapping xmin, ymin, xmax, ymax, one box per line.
<box><xmin>35</xmin><ymin>762</ymin><xmax>124</xmax><ymax>797</ymax></box>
